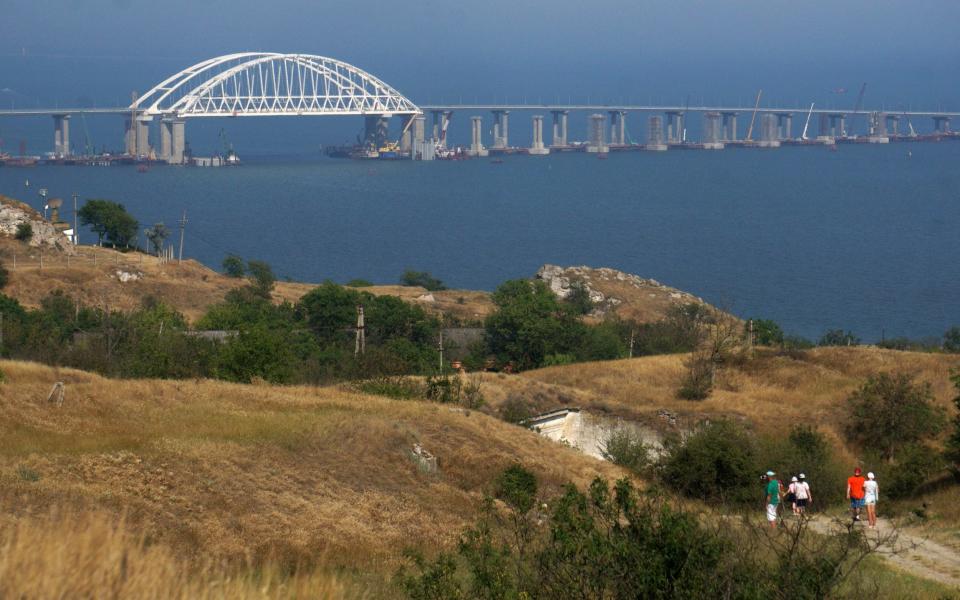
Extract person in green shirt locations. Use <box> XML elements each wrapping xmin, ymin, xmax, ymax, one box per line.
<box><xmin>764</xmin><ymin>470</ymin><xmax>783</xmax><ymax>528</ymax></box>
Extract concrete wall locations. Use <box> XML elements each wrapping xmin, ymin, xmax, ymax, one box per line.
<box><xmin>526</xmin><ymin>408</ymin><xmax>663</xmax><ymax>461</ymax></box>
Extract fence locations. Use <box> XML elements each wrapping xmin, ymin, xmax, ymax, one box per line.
<box><xmin>2</xmin><ymin>245</ymin><xmax>178</xmax><ymax>272</ymax></box>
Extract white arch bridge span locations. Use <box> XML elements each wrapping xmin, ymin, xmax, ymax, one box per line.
<box><xmin>124</xmin><ymin>53</ymin><xmax>422</xmax><ymax>163</ymax></box>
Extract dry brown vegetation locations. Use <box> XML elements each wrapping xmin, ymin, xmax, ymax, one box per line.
<box><xmin>0</xmin><ymin>360</ymin><xmax>622</xmax><ymax>590</ymax></box>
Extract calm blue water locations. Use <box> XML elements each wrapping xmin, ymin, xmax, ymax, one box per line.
<box><xmin>2</xmin><ymin>142</ymin><xmax>958</xmax><ymax>341</ymax></box>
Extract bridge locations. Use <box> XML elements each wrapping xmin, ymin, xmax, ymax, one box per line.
<box><xmin>1</xmin><ymin>52</ymin><xmax>958</xmax><ymax>161</ymax></box>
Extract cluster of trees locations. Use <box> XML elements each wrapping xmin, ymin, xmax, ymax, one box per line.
<box><xmin>398</xmin><ymin>465</ymin><xmax>883</xmax><ymax>599</ymax></box>
<box><xmin>78</xmin><ymin>199</ymin><xmax>139</xmax><ymax>248</ymax></box>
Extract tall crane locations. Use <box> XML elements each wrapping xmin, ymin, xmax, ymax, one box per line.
<box><xmin>848</xmin><ymin>82</ymin><xmax>867</xmax><ymax>136</ymax></box>
<box><xmin>801</xmin><ymin>103</ymin><xmax>815</xmax><ymax>140</ymax></box>
<box><xmin>745</xmin><ymin>89</ymin><xmax>763</xmax><ymax>141</ymax></box>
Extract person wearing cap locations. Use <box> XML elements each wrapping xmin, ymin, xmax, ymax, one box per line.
<box><xmin>764</xmin><ymin>470</ymin><xmax>783</xmax><ymax>528</ymax></box>
<box><xmin>794</xmin><ymin>473</ymin><xmax>812</xmax><ymax>515</ymax></box>
<box><xmin>863</xmin><ymin>472</ymin><xmax>879</xmax><ymax>528</ymax></box>
<box><xmin>846</xmin><ymin>467</ymin><xmax>866</xmax><ymax>522</ymax></box>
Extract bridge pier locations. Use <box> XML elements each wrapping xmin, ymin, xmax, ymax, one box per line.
<box><xmin>550</xmin><ymin>110</ymin><xmax>568</xmax><ymax>148</ymax></box>
<box><xmin>469</xmin><ymin>116</ymin><xmax>488</xmax><ymax>157</ymax></box>
<box><xmin>529</xmin><ymin>115</ymin><xmax>549</xmax><ymax>155</ymax></box>
<box><xmin>885</xmin><ymin>114</ymin><xmax>900</xmax><ymax>136</ymax></box>
<box><xmin>721</xmin><ymin>112</ymin><xmax>738</xmax><ymax>142</ymax></box>
<box><xmin>52</xmin><ymin>114</ymin><xmax>71</xmax><ymax>157</ymax></box>
<box><xmin>171</xmin><ymin>119</ymin><xmax>185</xmax><ymax>164</ymax></box>
<box><xmin>933</xmin><ymin>116</ymin><xmax>951</xmax><ymax>134</ymax></box>
<box><xmin>702</xmin><ymin>112</ymin><xmax>724</xmax><ymax>149</ymax></box>
<box><xmin>399</xmin><ymin>114</ymin><xmax>415</xmax><ymax>154</ymax></box>
<box><xmin>586</xmin><ymin>113</ymin><xmax>608</xmax><ymax>153</ymax></box>
<box><xmin>608</xmin><ymin>111</ymin><xmax>626</xmax><ymax>146</ymax></box>
<box><xmin>364</xmin><ymin>115</ymin><xmax>390</xmax><ymax>150</ymax></box>
<box><xmin>758</xmin><ymin>114</ymin><xmax>780</xmax><ymax>147</ymax></box>
<box><xmin>136</xmin><ymin>116</ymin><xmax>152</xmax><ymax>157</ymax></box>
<box><xmin>492</xmin><ymin>110</ymin><xmax>510</xmax><ymax>149</ymax></box>
<box><xmin>160</xmin><ymin>118</ymin><xmax>172</xmax><ymax>161</ymax></box>
<box><xmin>776</xmin><ymin>113</ymin><xmax>792</xmax><ymax>140</ymax></box>
<box><xmin>646</xmin><ymin>116</ymin><xmax>667</xmax><ymax>151</ymax></box>
<box><xmin>866</xmin><ymin>112</ymin><xmax>889</xmax><ymax>143</ymax></box>
<box><xmin>665</xmin><ymin>111</ymin><xmax>684</xmax><ymax>144</ymax></box>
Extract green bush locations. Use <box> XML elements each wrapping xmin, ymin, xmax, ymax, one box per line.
<box><xmin>658</xmin><ymin>420</ymin><xmax>760</xmax><ymax>504</ymax></box>
<box><xmin>947</xmin><ymin>371</ymin><xmax>960</xmax><ymax>472</ymax></box>
<box><xmin>499</xmin><ymin>396</ymin><xmax>533</xmax><ymax>425</ymax></box>
<box><xmin>818</xmin><ymin>329</ymin><xmax>860</xmax><ymax>347</ymax></box>
<box><xmin>346</xmin><ymin>278</ymin><xmax>374</xmax><ymax>287</ymax></box>
<box><xmin>0</xmin><ymin>262</ymin><xmax>8</xmax><ymax>290</ymax></box>
<box><xmin>882</xmin><ymin>444</ymin><xmax>945</xmax><ymax>499</ymax></box>
<box><xmin>750</xmin><ymin>318</ymin><xmax>784</xmax><ymax>346</ymax></box>
<box><xmin>944</xmin><ymin>327</ymin><xmax>960</xmax><ymax>353</ymax></box>
<box><xmin>495</xmin><ymin>463</ymin><xmax>538</xmax><ymax>514</ymax></box>
<box><xmin>222</xmin><ymin>254</ymin><xmax>245</xmax><ymax>278</ymax></box>
<box><xmin>400</xmin><ymin>270</ymin><xmax>447</xmax><ymax>291</ymax></box>
<box><xmin>356</xmin><ymin>376</ymin><xmax>423</xmax><ymax>400</ymax></box>
<box><xmin>563</xmin><ymin>281</ymin><xmax>593</xmax><ymax>315</ymax></box>
<box><xmin>14</xmin><ymin>222</ymin><xmax>32</xmax><ymax>242</ymax></box>
<box><xmin>601</xmin><ymin>427</ymin><xmax>651</xmax><ymax>474</ymax></box>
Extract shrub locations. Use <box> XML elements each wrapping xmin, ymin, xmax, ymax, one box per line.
<box><xmin>600</xmin><ymin>428</ymin><xmax>650</xmax><ymax>474</ymax></box>
<box><xmin>677</xmin><ymin>353</ymin><xmax>713</xmax><ymax>400</ymax></box>
<box><xmin>883</xmin><ymin>444</ymin><xmax>945</xmax><ymax>499</ymax></box>
<box><xmin>0</xmin><ymin>262</ymin><xmax>8</xmax><ymax>290</ymax></box>
<box><xmin>356</xmin><ymin>376</ymin><xmax>423</xmax><ymax>400</ymax></box>
<box><xmin>400</xmin><ymin>270</ymin><xmax>446</xmax><ymax>291</ymax></box>
<box><xmin>563</xmin><ymin>281</ymin><xmax>594</xmax><ymax>315</ymax></box>
<box><xmin>499</xmin><ymin>395</ymin><xmax>533</xmax><ymax>424</ymax></box>
<box><xmin>944</xmin><ymin>327</ymin><xmax>960</xmax><ymax>353</ymax></box>
<box><xmin>495</xmin><ymin>463</ymin><xmax>538</xmax><ymax>514</ymax></box>
<box><xmin>346</xmin><ymin>278</ymin><xmax>373</xmax><ymax>287</ymax></box>
<box><xmin>14</xmin><ymin>222</ymin><xmax>32</xmax><ymax>242</ymax></box>
<box><xmin>750</xmin><ymin>318</ymin><xmax>784</xmax><ymax>346</ymax></box>
<box><xmin>944</xmin><ymin>371</ymin><xmax>960</xmax><ymax>472</ymax></box>
<box><xmin>143</xmin><ymin>222</ymin><xmax>169</xmax><ymax>255</ymax></box>
<box><xmin>818</xmin><ymin>329</ymin><xmax>860</xmax><ymax>347</ymax></box>
<box><xmin>845</xmin><ymin>373</ymin><xmax>946</xmax><ymax>462</ymax></box>
<box><xmin>658</xmin><ymin>420</ymin><xmax>759</xmax><ymax>504</ymax></box>
<box><xmin>222</xmin><ymin>254</ymin><xmax>245</xmax><ymax>278</ymax></box>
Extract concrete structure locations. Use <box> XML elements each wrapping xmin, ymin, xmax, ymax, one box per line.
<box><xmin>586</xmin><ymin>113</ymin><xmax>608</xmax><ymax>153</ymax></box>
<box><xmin>885</xmin><ymin>114</ymin><xmax>900</xmax><ymax>136</ymax></box>
<box><xmin>170</xmin><ymin>119</ymin><xmax>186</xmax><ymax>164</ymax></box>
<box><xmin>399</xmin><ymin>114</ymin><xmax>415</xmax><ymax>153</ymax></box>
<box><xmin>866</xmin><ymin>112</ymin><xmax>890</xmax><ymax>143</ymax></box>
<box><xmin>159</xmin><ymin>118</ymin><xmax>173</xmax><ymax>161</ymax></box>
<box><xmin>758</xmin><ymin>113</ymin><xmax>780</xmax><ymax>147</ymax></box>
<box><xmin>776</xmin><ymin>113</ymin><xmax>793</xmax><ymax>140</ymax></box>
<box><xmin>135</xmin><ymin>116</ymin><xmax>152</xmax><ymax>157</ymax></box>
<box><xmin>52</xmin><ymin>114</ymin><xmax>71</xmax><ymax>157</ymax></box>
<box><xmin>469</xmin><ymin>116</ymin><xmax>488</xmax><ymax>157</ymax></box>
<box><xmin>646</xmin><ymin>115</ymin><xmax>667</xmax><ymax>150</ymax></box>
<box><xmin>524</xmin><ymin>408</ymin><xmax>664</xmax><ymax>461</ymax></box>
<box><xmin>363</xmin><ymin>115</ymin><xmax>389</xmax><ymax>149</ymax></box>
<box><xmin>721</xmin><ymin>111</ymin><xmax>738</xmax><ymax>142</ymax></box>
<box><xmin>702</xmin><ymin>112</ymin><xmax>724</xmax><ymax>149</ymax></box>
<box><xmin>933</xmin><ymin>116</ymin><xmax>951</xmax><ymax>133</ymax></box>
<box><xmin>551</xmin><ymin>110</ymin><xmax>568</xmax><ymax>147</ymax></box>
<box><xmin>491</xmin><ymin>110</ymin><xmax>510</xmax><ymax>149</ymax></box>
<box><xmin>665</xmin><ymin>110</ymin><xmax>685</xmax><ymax>143</ymax></box>
<box><xmin>528</xmin><ymin>115</ymin><xmax>549</xmax><ymax>155</ymax></box>
<box><xmin>608</xmin><ymin>110</ymin><xmax>626</xmax><ymax>146</ymax></box>
<box><xmin>817</xmin><ymin>113</ymin><xmax>846</xmax><ymax>141</ymax></box>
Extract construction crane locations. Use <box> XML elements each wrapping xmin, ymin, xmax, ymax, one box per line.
<box><xmin>218</xmin><ymin>128</ymin><xmax>241</xmax><ymax>165</ymax></box>
<box><xmin>849</xmin><ymin>82</ymin><xmax>867</xmax><ymax>136</ymax></box>
<box><xmin>745</xmin><ymin>89</ymin><xmax>763</xmax><ymax>141</ymax></box>
<box><xmin>80</xmin><ymin>112</ymin><xmax>93</xmax><ymax>156</ymax></box>
<box><xmin>801</xmin><ymin>103</ymin><xmax>815</xmax><ymax>140</ymax></box>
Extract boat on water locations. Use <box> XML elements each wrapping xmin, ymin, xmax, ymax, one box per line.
<box><xmin>223</xmin><ymin>148</ymin><xmax>241</xmax><ymax>166</ymax></box>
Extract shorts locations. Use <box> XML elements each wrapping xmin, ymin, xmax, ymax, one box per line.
<box><xmin>796</xmin><ymin>498</ymin><xmax>808</xmax><ymax>508</ymax></box>
<box><xmin>864</xmin><ymin>496</ymin><xmax>876</xmax><ymax>506</ymax></box>
<box><xmin>766</xmin><ymin>504</ymin><xmax>778</xmax><ymax>522</ymax></box>
<box><xmin>850</xmin><ymin>498</ymin><xmax>865</xmax><ymax>509</ymax></box>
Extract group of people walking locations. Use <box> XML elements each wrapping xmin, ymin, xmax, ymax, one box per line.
<box><xmin>763</xmin><ymin>467</ymin><xmax>879</xmax><ymax>528</ymax></box>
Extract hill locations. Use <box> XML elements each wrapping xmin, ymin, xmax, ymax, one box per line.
<box><xmin>0</xmin><ymin>360</ymin><xmax>623</xmax><ymax>582</ymax></box>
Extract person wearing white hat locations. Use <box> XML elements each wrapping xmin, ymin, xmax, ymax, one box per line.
<box><xmin>795</xmin><ymin>473</ymin><xmax>812</xmax><ymax>515</ymax></box>
<box><xmin>863</xmin><ymin>472</ymin><xmax>879</xmax><ymax>529</ymax></box>
<box><xmin>787</xmin><ymin>477</ymin><xmax>799</xmax><ymax>515</ymax></box>
<box><xmin>764</xmin><ymin>470</ymin><xmax>782</xmax><ymax>528</ymax></box>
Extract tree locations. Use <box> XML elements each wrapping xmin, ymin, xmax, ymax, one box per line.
<box><xmin>750</xmin><ymin>318</ymin><xmax>784</xmax><ymax>346</ymax></box>
<box><xmin>659</xmin><ymin>420</ymin><xmax>759</xmax><ymax>503</ymax></box>
<box><xmin>944</xmin><ymin>326</ymin><xmax>960</xmax><ymax>353</ymax></box>
<box><xmin>14</xmin><ymin>222</ymin><xmax>32</xmax><ymax>242</ymax></box>
<box><xmin>946</xmin><ymin>371</ymin><xmax>960</xmax><ymax>473</ymax></box>
<box><xmin>221</xmin><ymin>254</ymin><xmax>245</xmax><ymax>278</ymax></box>
<box><xmin>245</xmin><ymin>260</ymin><xmax>275</xmax><ymax>299</ymax></box>
<box><xmin>78</xmin><ymin>199</ymin><xmax>139</xmax><ymax>247</ymax></box>
<box><xmin>144</xmin><ymin>222</ymin><xmax>170</xmax><ymax>255</ymax></box>
<box><xmin>400</xmin><ymin>270</ymin><xmax>447</xmax><ymax>291</ymax></box>
<box><xmin>845</xmin><ymin>373</ymin><xmax>947</xmax><ymax>462</ymax></box>
<box><xmin>0</xmin><ymin>262</ymin><xmax>8</xmax><ymax>290</ymax></box>
<box><xmin>563</xmin><ymin>281</ymin><xmax>594</xmax><ymax>316</ymax></box>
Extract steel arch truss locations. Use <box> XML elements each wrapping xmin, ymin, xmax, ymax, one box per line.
<box><xmin>132</xmin><ymin>53</ymin><xmax>420</xmax><ymax>118</ymax></box>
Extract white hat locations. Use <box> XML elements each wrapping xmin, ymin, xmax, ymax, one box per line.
<box><xmin>867</xmin><ymin>472</ymin><xmax>875</xmax><ymax>480</ymax></box>
<box><xmin>791</xmin><ymin>476</ymin><xmax>798</xmax><ymax>482</ymax></box>
<box><xmin>799</xmin><ymin>473</ymin><xmax>806</xmax><ymax>479</ymax></box>
<box><xmin>766</xmin><ymin>471</ymin><xmax>775</xmax><ymax>476</ymax></box>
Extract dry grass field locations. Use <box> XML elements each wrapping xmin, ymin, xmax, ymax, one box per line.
<box><xmin>0</xmin><ymin>360</ymin><xmax>623</xmax><ymax>592</ymax></box>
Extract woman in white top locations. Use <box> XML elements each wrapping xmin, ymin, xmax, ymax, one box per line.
<box><xmin>794</xmin><ymin>473</ymin><xmax>812</xmax><ymax>515</ymax></box>
<box><xmin>863</xmin><ymin>472</ymin><xmax>879</xmax><ymax>528</ymax></box>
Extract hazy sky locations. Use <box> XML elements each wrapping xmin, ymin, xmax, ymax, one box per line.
<box><xmin>2</xmin><ymin>0</ymin><xmax>959</xmax><ymax>108</ymax></box>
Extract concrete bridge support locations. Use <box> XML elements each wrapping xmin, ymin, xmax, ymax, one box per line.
<box><xmin>866</xmin><ymin>112</ymin><xmax>889</xmax><ymax>143</ymax></box>
<box><xmin>933</xmin><ymin>116</ymin><xmax>951</xmax><ymax>133</ymax></box>
<box><xmin>469</xmin><ymin>116</ymin><xmax>488</xmax><ymax>157</ymax></box>
<box><xmin>399</xmin><ymin>114</ymin><xmax>415</xmax><ymax>153</ymax></box>
<box><xmin>646</xmin><ymin>115</ymin><xmax>667</xmax><ymax>150</ymax></box>
<box><xmin>551</xmin><ymin>110</ymin><xmax>568</xmax><ymax>147</ymax></box>
<box><xmin>758</xmin><ymin>113</ymin><xmax>780</xmax><ymax>147</ymax></box>
<box><xmin>608</xmin><ymin>111</ymin><xmax>626</xmax><ymax>146</ymax></box>
<box><xmin>721</xmin><ymin>112</ymin><xmax>738</xmax><ymax>142</ymax></box>
<box><xmin>135</xmin><ymin>116</ymin><xmax>152</xmax><ymax>157</ymax></box>
<box><xmin>364</xmin><ymin>115</ymin><xmax>389</xmax><ymax>149</ymax></box>
<box><xmin>885</xmin><ymin>114</ymin><xmax>900</xmax><ymax>136</ymax></box>
<box><xmin>702</xmin><ymin>112</ymin><xmax>723</xmax><ymax>148</ymax></box>
<box><xmin>160</xmin><ymin>119</ymin><xmax>172</xmax><ymax>161</ymax></box>
<box><xmin>586</xmin><ymin>113</ymin><xmax>608</xmax><ymax>153</ymax></box>
<box><xmin>431</xmin><ymin>110</ymin><xmax>443</xmax><ymax>142</ymax></box>
<box><xmin>665</xmin><ymin>111</ymin><xmax>684</xmax><ymax>143</ymax></box>
<box><xmin>52</xmin><ymin>114</ymin><xmax>71</xmax><ymax>157</ymax></box>
<box><xmin>776</xmin><ymin>113</ymin><xmax>792</xmax><ymax>140</ymax></box>
<box><xmin>529</xmin><ymin>115</ymin><xmax>549</xmax><ymax>155</ymax></box>
<box><xmin>170</xmin><ymin>119</ymin><xmax>185</xmax><ymax>164</ymax></box>
<box><xmin>492</xmin><ymin>110</ymin><xmax>510</xmax><ymax>149</ymax></box>
<box><xmin>818</xmin><ymin>114</ymin><xmax>845</xmax><ymax>140</ymax></box>
<box><xmin>413</xmin><ymin>115</ymin><xmax>426</xmax><ymax>145</ymax></box>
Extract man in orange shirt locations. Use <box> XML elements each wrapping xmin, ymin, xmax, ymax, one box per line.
<box><xmin>846</xmin><ymin>467</ymin><xmax>866</xmax><ymax>522</ymax></box>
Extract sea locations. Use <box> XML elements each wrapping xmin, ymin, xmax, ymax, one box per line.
<box><xmin>1</xmin><ymin>140</ymin><xmax>958</xmax><ymax>342</ymax></box>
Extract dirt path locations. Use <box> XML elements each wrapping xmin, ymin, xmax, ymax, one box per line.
<box><xmin>810</xmin><ymin>515</ymin><xmax>960</xmax><ymax>588</ymax></box>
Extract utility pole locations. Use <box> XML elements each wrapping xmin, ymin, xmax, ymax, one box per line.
<box><xmin>72</xmin><ymin>192</ymin><xmax>79</xmax><ymax>245</ymax></box>
<box><xmin>629</xmin><ymin>329</ymin><xmax>635</xmax><ymax>359</ymax></box>
<box><xmin>177</xmin><ymin>210</ymin><xmax>187</xmax><ymax>264</ymax></box>
<box><xmin>355</xmin><ymin>305</ymin><xmax>366</xmax><ymax>356</ymax></box>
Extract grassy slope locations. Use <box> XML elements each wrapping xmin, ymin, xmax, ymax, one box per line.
<box><xmin>0</xmin><ymin>360</ymin><xmax>623</xmax><ymax>574</ymax></box>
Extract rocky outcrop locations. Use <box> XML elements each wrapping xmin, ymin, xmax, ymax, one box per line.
<box><xmin>535</xmin><ymin>264</ymin><xmax>705</xmax><ymax>321</ymax></box>
<box><xmin>0</xmin><ymin>196</ymin><xmax>76</xmax><ymax>255</ymax></box>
